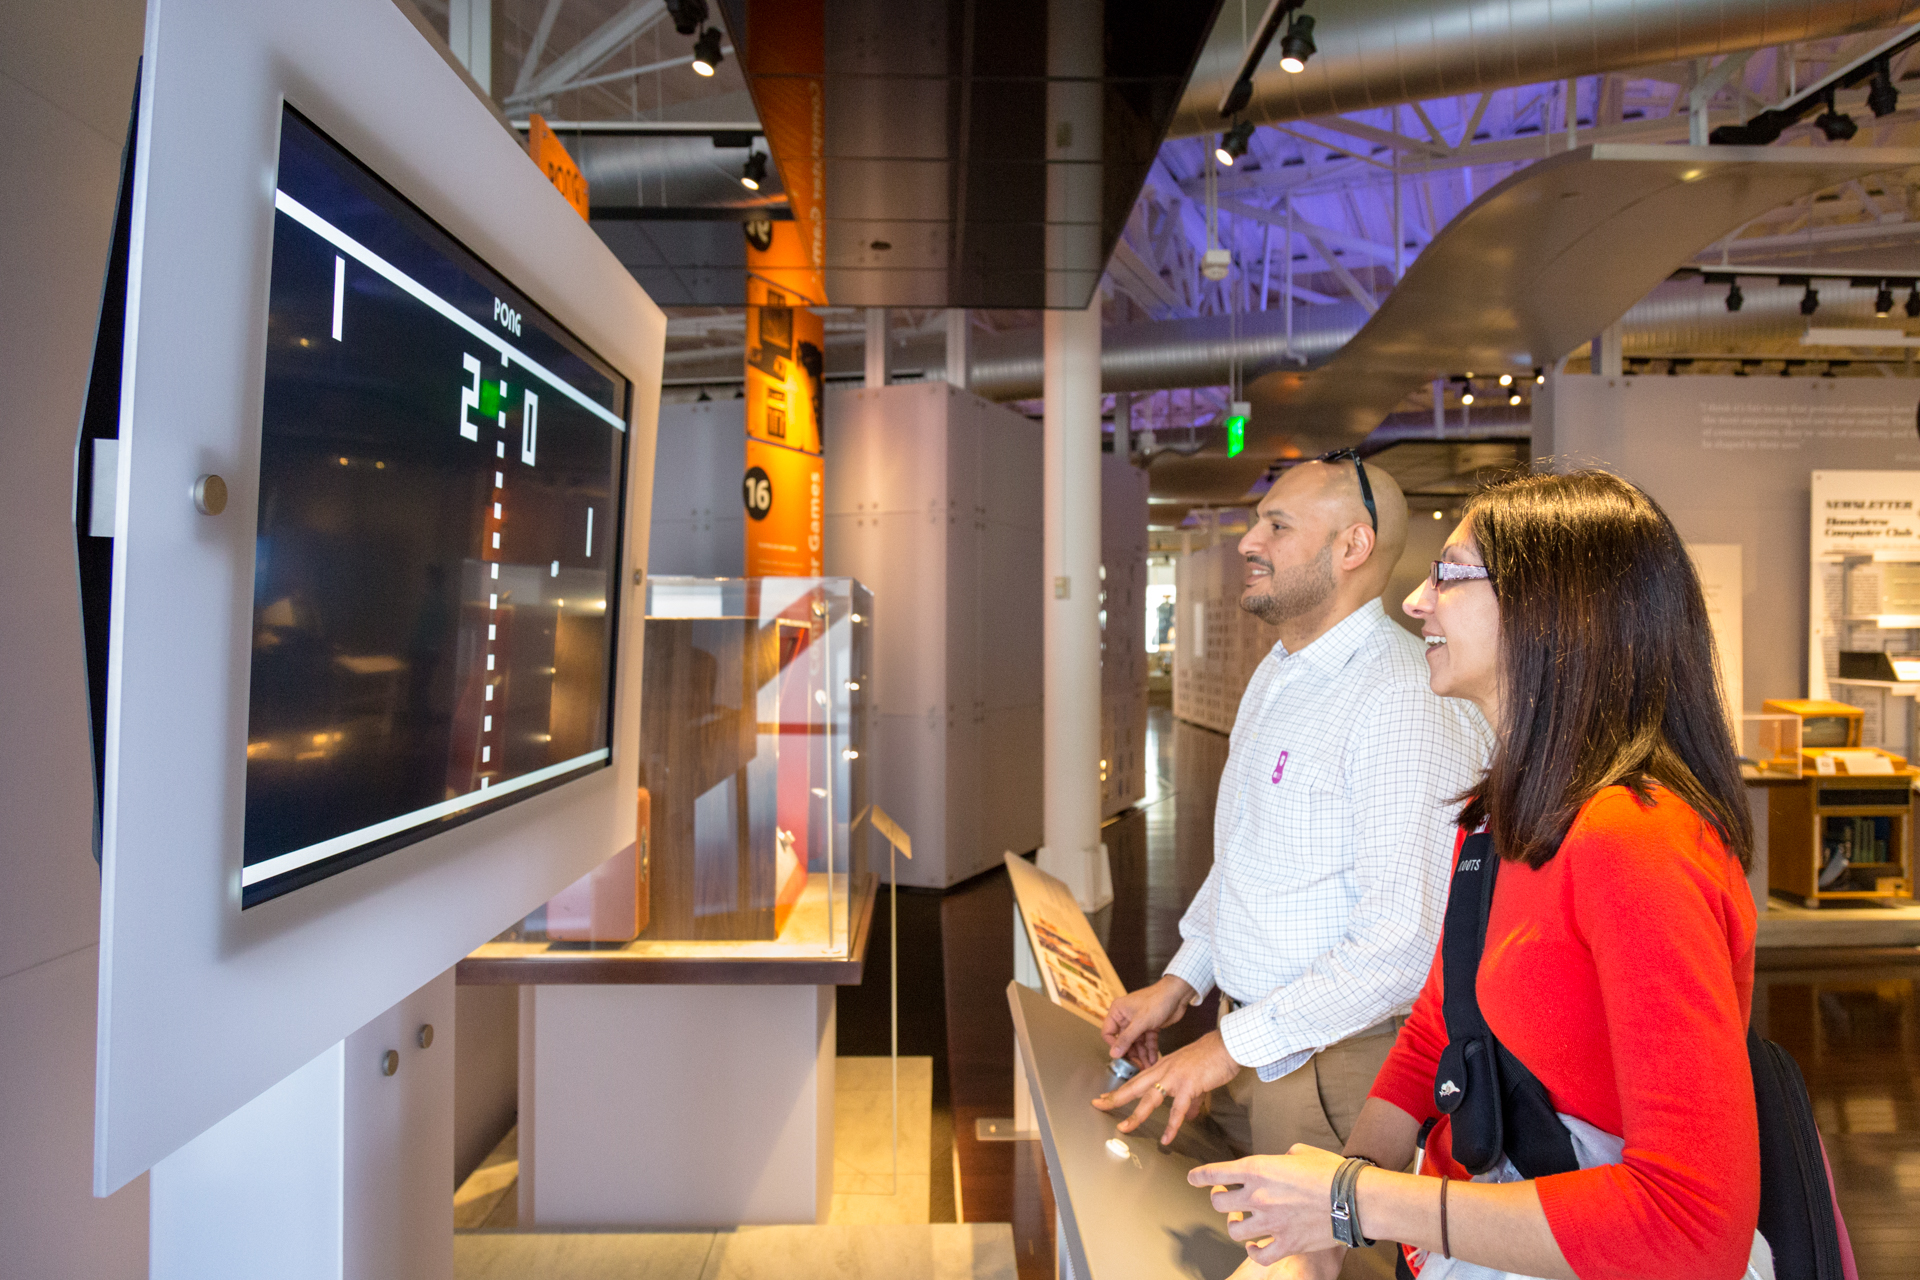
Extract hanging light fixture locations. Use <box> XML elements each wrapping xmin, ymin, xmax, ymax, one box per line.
<box><xmin>664</xmin><ymin>0</ymin><xmax>708</xmax><ymax>36</ymax></box>
<box><xmin>1726</xmin><ymin>280</ymin><xmax>1744</xmax><ymax>312</ymax></box>
<box><xmin>1459</xmin><ymin>378</ymin><xmax>1475</xmax><ymax>406</ymax></box>
<box><xmin>1800</xmin><ymin>282</ymin><xmax>1820</xmax><ymax>316</ymax></box>
<box><xmin>1876</xmin><ymin>282</ymin><xmax>1896</xmax><ymax>317</ymax></box>
<box><xmin>1814</xmin><ymin>90</ymin><xmax>1857</xmax><ymax>141</ymax></box>
<box><xmin>691</xmin><ymin>26</ymin><xmax>723</xmax><ymax>76</ymax></box>
<box><xmin>740</xmin><ymin>150</ymin><xmax>768</xmax><ymax>190</ymax></box>
<box><xmin>1215</xmin><ymin>120</ymin><xmax>1254</xmax><ymax>167</ymax></box>
<box><xmin>1868</xmin><ymin>59</ymin><xmax>1900</xmax><ymax>118</ymax></box>
<box><xmin>1533</xmin><ymin>367</ymin><xmax>1545</xmax><ymax>384</ymax></box>
<box><xmin>1907</xmin><ymin>284</ymin><xmax>1920</xmax><ymax>319</ymax></box>
<box><xmin>1498</xmin><ymin>373</ymin><xmax>1513</xmax><ymax>387</ymax></box>
<box><xmin>1508</xmin><ymin>392</ymin><xmax>1522</xmax><ymax>406</ymax></box>
<box><xmin>1278</xmin><ymin>13</ymin><xmax>1317</xmax><ymax>74</ymax></box>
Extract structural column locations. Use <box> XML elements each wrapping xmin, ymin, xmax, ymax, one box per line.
<box><xmin>1039</xmin><ymin>301</ymin><xmax>1111</xmax><ymax>912</ymax></box>
<box><xmin>945</xmin><ymin>308</ymin><xmax>970</xmax><ymax>389</ymax></box>
<box><xmin>864</xmin><ymin>308</ymin><xmax>891</xmax><ymax>388</ymax></box>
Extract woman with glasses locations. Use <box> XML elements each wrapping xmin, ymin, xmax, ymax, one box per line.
<box><xmin>1190</xmin><ymin>471</ymin><xmax>1763</xmax><ymax>1280</ymax></box>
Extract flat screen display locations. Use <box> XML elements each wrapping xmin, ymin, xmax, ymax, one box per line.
<box><xmin>242</xmin><ymin>106</ymin><xmax>630</xmax><ymax>906</ymax></box>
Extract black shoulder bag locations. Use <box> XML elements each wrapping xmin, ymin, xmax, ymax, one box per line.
<box><xmin>1430</xmin><ymin>832</ymin><xmax>1847</xmax><ymax>1279</ymax></box>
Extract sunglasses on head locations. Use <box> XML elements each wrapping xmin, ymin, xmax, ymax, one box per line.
<box><xmin>1317</xmin><ymin>448</ymin><xmax>1377</xmax><ymax>532</ymax></box>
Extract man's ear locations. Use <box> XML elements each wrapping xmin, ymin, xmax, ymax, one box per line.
<box><xmin>1339</xmin><ymin>522</ymin><xmax>1376</xmax><ymax>570</ymax></box>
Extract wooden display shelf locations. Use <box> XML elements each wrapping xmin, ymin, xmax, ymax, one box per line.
<box><xmin>1768</xmin><ymin>774</ymin><xmax>1917</xmax><ymax>907</ymax></box>
<box><xmin>457</xmin><ymin>872</ymin><xmax>876</xmax><ymax>986</ymax></box>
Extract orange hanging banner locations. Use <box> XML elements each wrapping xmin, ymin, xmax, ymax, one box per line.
<box><xmin>743</xmin><ymin>219</ymin><xmax>824</xmax><ymax>577</ymax></box>
<box><xmin>526</xmin><ymin>114</ymin><xmax>590</xmax><ymax>221</ymax></box>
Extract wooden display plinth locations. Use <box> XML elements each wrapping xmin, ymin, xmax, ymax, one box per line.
<box><xmin>1767</xmin><ymin>774</ymin><xmax>1916</xmax><ymax>907</ymax></box>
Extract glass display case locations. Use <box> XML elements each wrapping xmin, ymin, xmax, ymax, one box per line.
<box><xmin>503</xmin><ymin>576</ymin><xmax>872</xmax><ymax>959</ymax></box>
<box><xmin>1741</xmin><ymin>713</ymin><xmax>1803</xmax><ymax>778</ymax></box>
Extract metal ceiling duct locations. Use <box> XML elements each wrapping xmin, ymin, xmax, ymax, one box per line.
<box><xmin>1171</xmin><ymin>0</ymin><xmax>1920</xmax><ymax>139</ymax></box>
<box><xmin>963</xmin><ymin>301</ymin><xmax>1370</xmax><ymax>401</ymax></box>
<box><xmin>565</xmin><ymin>132</ymin><xmax>785</xmax><ymax>210</ymax></box>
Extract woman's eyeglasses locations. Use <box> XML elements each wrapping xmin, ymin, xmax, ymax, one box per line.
<box><xmin>1430</xmin><ymin>561</ymin><xmax>1492</xmax><ymax>589</ymax></box>
<box><xmin>1317</xmin><ymin>448</ymin><xmax>1377</xmax><ymax>532</ymax></box>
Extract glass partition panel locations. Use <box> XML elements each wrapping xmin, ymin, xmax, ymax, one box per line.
<box><xmin>511</xmin><ymin>577</ymin><xmax>870</xmax><ymax>957</ymax></box>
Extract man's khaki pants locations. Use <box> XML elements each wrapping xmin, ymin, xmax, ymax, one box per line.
<box><xmin>1194</xmin><ymin>1008</ymin><xmax>1406</xmax><ymax>1280</ymax></box>
<box><xmin>1205</xmin><ymin>1015</ymin><xmax>1402</xmax><ymax>1160</ymax></box>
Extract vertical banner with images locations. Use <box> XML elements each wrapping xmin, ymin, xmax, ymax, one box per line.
<box><xmin>525</xmin><ymin>114</ymin><xmax>590</xmax><ymax>220</ymax></box>
<box><xmin>744</xmin><ymin>217</ymin><xmax>826</xmax><ymax>576</ymax></box>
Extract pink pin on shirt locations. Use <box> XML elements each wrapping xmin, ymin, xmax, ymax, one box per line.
<box><xmin>1271</xmin><ymin>750</ymin><xmax>1289</xmax><ymax>783</ymax></box>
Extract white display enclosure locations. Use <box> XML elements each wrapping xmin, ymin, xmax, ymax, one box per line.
<box><xmin>93</xmin><ymin>0</ymin><xmax>663</xmax><ymax>1195</ymax></box>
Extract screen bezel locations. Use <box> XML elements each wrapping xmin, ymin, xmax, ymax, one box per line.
<box><xmin>93</xmin><ymin>0</ymin><xmax>662</xmax><ymax>1195</ymax></box>
<box><xmin>240</xmin><ymin>104</ymin><xmax>634</xmax><ymax>906</ymax></box>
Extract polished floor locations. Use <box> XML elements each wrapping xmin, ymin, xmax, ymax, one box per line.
<box><xmin>892</xmin><ymin>705</ymin><xmax>1920</xmax><ymax>1280</ymax></box>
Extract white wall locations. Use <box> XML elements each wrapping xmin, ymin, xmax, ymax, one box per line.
<box><xmin>0</xmin><ymin>0</ymin><xmax>152</xmax><ymax>1273</ymax></box>
<box><xmin>1544</xmin><ymin>373</ymin><xmax>1920</xmax><ymax>712</ymax></box>
<box><xmin>647</xmin><ymin>398</ymin><xmax>746</xmax><ymax>578</ymax></box>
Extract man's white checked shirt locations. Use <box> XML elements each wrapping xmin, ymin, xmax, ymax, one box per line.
<box><xmin>1164</xmin><ymin>599</ymin><xmax>1492</xmax><ymax>1082</ymax></box>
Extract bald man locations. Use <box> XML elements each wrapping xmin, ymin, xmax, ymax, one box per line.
<box><xmin>1094</xmin><ymin>453</ymin><xmax>1490</xmax><ymax>1173</ymax></box>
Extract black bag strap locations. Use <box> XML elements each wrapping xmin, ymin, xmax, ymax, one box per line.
<box><xmin>1435</xmin><ymin>833</ymin><xmax>1579</xmax><ymax>1179</ymax></box>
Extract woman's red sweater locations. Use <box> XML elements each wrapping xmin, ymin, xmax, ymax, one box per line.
<box><xmin>1368</xmin><ymin>786</ymin><xmax>1760</xmax><ymax>1280</ymax></box>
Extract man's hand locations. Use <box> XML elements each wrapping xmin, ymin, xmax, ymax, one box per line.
<box><xmin>1189</xmin><ymin>1146</ymin><xmax>1346</xmax><ymax>1266</ymax></box>
<box><xmin>1100</xmin><ymin>975</ymin><xmax>1196</xmax><ymax>1066</ymax></box>
<box><xmin>1091</xmin><ymin>1028</ymin><xmax>1240</xmax><ymax>1146</ymax></box>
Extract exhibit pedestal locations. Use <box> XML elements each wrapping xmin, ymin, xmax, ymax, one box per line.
<box><xmin>517</xmin><ymin>983</ymin><xmax>837</xmax><ymax>1227</ymax></box>
<box><xmin>149</xmin><ymin>972</ymin><xmax>455</xmax><ymax>1280</ymax></box>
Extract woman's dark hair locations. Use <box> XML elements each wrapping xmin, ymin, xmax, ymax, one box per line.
<box><xmin>1456</xmin><ymin>470</ymin><xmax>1753</xmax><ymax>870</ymax></box>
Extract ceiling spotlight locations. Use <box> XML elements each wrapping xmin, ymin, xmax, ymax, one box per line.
<box><xmin>1907</xmin><ymin>285</ymin><xmax>1920</xmax><ymax>319</ymax></box>
<box><xmin>1460</xmin><ymin>382</ymin><xmax>1475</xmax><ymax>406</ymax></box>
<box><xmin>691</xmin><ymin>26</ymin><xmax>723</xmax><ymax>76</ymax></box>
<box><xmin>664</xmin><ymin>0</ymin><xmax>708</xmax><ymax>37</ymax></box>
<box><xmin>1814</xmin><ymin>91</ymin><xmax>1857</xmax><ymax>142</ymax></box>
<box><xmin>1508</xmin><ymin>392</ymin><xmax>1522</xmax><ymax>406</ymax></box>
<box><xmin>1533</xmin><ymin>367</ymin><xmax>1545</xmax><ymax>384</ymax></box>
<box><xmin>1215</xmin><ymin>120</ymin><xmax>1254</xmax><ymax>167</ymax></box>
<box><xmin>741</xmin><ymin>150</ymin><xmax>768</xmax><ymax>190</ymax></box>
<box><xmin>1877</xmin><ymin>283</ymin><xmax>1896</xmax><ymax>317</ymax></box>
<box><xmin>1726</xmin><ymin>281</ymin><xmax>1743</xmax><ymax>312</ymax></box>
<box><xmin>1868</xmin><ymin>59</ymin><xmax>1899</xmax><ymax>118</ymax></box>
<box><xmin>1498</xmin><ymin>373</ymin><xmax>1513</xmax><ymax>386</ymax></box>
<box><xmin>1278</xmin><ymin>14</ymin><xmax>1317</xmax><ymax>74</ymax></box>
<box><xmin>1800</xmin><ymin>283</ymin><xmax>1820</xmax><ymax>317</ymax></box>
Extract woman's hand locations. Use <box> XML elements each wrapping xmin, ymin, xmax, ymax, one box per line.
<box><xmin>1225</xmin><ymin>1248</ymin><xmax>1346</xmax><ymax>1280</ymax></box>
<box><xmin>1190</xmin><ymin>1145</ymin><xmax>1346</xmax><ymax>1265</ymax></box>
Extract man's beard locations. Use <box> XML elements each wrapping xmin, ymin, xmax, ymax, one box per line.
<box><xmin>1240</xmin><ymin>540</ymin><xmax>1335</xmax><ymax>625</ymax></box>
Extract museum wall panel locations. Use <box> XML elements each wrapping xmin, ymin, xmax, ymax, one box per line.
<box><xmin>0</xmin><ymin>0</ymin><xmax>153</xmax><ymax>1270</ymax></box>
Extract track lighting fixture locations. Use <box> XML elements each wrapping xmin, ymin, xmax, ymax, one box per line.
<box><xmin>664</xmin><ymin>0</ymin><xmax>708</xmax><ymax>36</ymax></box>
<box><xmin>1877</xmin><ymin>283</ymin><xmax>1896</xmax><ymax>317</ymax></box>
<box><xmin>1726</xmin><ymin>280</ymin><xmax>1743</xmax><ymax>312</ymax></box>
<box><xmin>1498</xmin><ymin>373</ymin><xmax>1513</xmax><ymax>387</ymax></box>
<box><xmin>691</xmin><ymin>26</ymin><xmax>723</xmax><ymax>76</ymax></box>
<box><xmin>1907</xmin><ymin>285</ymin><xmax>1920</xmax><ymax>319</ymax></box>
<box><xmin>1800</xmin><ymin>283</ymin><xmax>1820</xmax><ymax>317</ymax></box>
<box><xmin>1215</xmin><ymin>120</ymin><xmax>1254</xmax><ymax>167</ymax></box>
<box><xmin>1460</xmin><ymin>380</ymin><xmax>1474</xmax><ymax>406</ymax></box>
<box><xmin>1868</xmin><ymin>59</ymin><xmax>1900</xmax><ymax>118</ymax></box>
<box><xmin>740</xmin><ymin>150</ymin><xmax>768</xmax><ymax>190</ymax></box>
<box><xmin>1278</xmin><ymin>14</ymin><xmax>1316</xmax><ymax>74</ymax></box>
<box><xmin>1534</xmin><ymin>367</ymin><xmax>1545</xmax><ymax>384</ymax></box>
<box><xmin>1814</xmin><ymin>91</ymin><xmax>1857</xmax><ymax>141</ymax></box>
<box><xmin>1508</xmin><ymin>392</ymin><xmax>1522</xmax><ymax>406</ymax></box>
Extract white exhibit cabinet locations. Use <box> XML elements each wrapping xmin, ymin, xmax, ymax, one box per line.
<box><xmin>826</xmin><ymin>382</ymin><xmax>1047</xmax><ymax>888</ymax></box>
